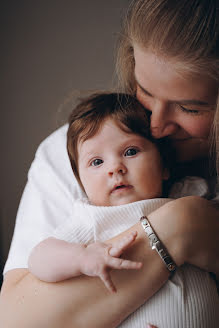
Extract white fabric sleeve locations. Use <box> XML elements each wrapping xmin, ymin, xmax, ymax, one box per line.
<box><xmin>3</xmin><ymin>125</ymin><xmax>85</xmax><ymax>274</ymax></box>
<box><xmin>168</xmin><ymin>176</ymin><xmax>211</xmax><ymax>199</ymax></box>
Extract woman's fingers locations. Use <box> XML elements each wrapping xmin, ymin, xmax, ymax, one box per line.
<box><xmin>146</xmin><ymin>325</ymin><xmax>158</xmax><ymax>328</ymax></box>
<box><xmin>109</xmin><ymin>231</ymin><xmax>138</xmax><ymax>257</ymax></box>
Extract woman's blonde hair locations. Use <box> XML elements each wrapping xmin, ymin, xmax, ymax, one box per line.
<box><xmin>116</xmin><ymin>0</ymin><xmax>219</xmax><ymax>174</ymax></box>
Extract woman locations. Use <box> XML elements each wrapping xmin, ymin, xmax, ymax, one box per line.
<box><xmin>0</xmin><ymin>0</ymin><xmax>218</xmax><ymax>327</ymax></box>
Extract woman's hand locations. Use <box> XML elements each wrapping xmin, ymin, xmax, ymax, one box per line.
<box><xmin>148</xmin><ymin>196</ymin><xmax>219</xmax><ymax>276</ymax></box>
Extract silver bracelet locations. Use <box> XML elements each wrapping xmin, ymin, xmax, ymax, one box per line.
<box><xmin>140</xmin><ymin>216</ymin><xmax>177</xmax><ymax>274</ymax></box>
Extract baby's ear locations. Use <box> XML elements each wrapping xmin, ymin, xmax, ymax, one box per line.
<box><xmin>162</xmin><ymin>167</ymin><xmax>170</xmax><ymax>180</ymax></box>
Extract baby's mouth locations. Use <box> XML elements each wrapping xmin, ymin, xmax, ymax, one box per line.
<box><xmin>111</xmin><ymin>184</ymin><xmax>133</xmax><ymax>193</ymax></box>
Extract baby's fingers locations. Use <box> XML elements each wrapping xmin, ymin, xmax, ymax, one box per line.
<box><xmin>100</xmin><ymin>271</ymin><xmax>116</xmax><ymax>293</ymax></box>
<box><xmin>108</xmin><ymin>257</ymin><xmax>142</xmax><ymax>270</ymax></box>
<box><xmin>109</xmin><ymin>231</ymin><xmax>138</xmax><ymax>257</ymax></box>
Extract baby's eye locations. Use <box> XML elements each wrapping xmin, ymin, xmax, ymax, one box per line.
<box><xmin>91</xmin><ymin>158</ymin><xmax>103</xmax><ymax>166</ymax></box>
<box><xmin>125</xmin><ymin>148</ymin><xmax>139</xmax><ymax>157</ymax></box>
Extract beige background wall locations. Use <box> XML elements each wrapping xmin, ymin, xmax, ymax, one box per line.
<box><xmin>1</xmin><ymin>0</ymin><xmax>130</xmax><ymax>279</ymax></box>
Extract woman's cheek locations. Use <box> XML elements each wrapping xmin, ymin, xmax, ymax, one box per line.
<box><xmin>185</xmin><ymin>115</ymin><xmax>213</xmax><ymax>138</ymax></box>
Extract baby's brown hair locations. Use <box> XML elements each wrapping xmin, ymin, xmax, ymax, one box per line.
<box><xmin>67</xmin><ymin>92</ymin><xmax>172</xmax><ymax>190</ymax></box>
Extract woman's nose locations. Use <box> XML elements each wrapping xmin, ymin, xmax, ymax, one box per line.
<box><xmin>149</xmin><ymin>102</ymin><xmax>179</xmax><ymax>138</ymax></box>
<box><xmin>108</xmin><ymin>162</ymin><xmax>127</xmax><ymax>176</ymax></box>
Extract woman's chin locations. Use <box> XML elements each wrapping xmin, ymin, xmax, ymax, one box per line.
<box><xmin>172</xmin><ymin>138</ymin><xmax>210</xmax><ymax>162</ymax></box>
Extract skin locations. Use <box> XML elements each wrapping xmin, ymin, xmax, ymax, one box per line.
<box><xmin>134</xmin><ymin>45</ymin><xmax>217</xmax><ymax>161</ymax></box>
<box><xmin>78</xmin><ymin>118</ymin><xmax>169</xmax><ymax>206</ymax></box>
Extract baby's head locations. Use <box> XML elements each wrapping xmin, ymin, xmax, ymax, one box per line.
<box><xmin>67</xmin><ymin>93</ymin><xmax>171</xmax><ymax>206</ymax></box>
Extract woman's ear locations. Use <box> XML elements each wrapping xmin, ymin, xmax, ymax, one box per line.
<box><xmin>162</xmin><ymin>167</ymin><xmax>170</xmax><ymax>180</ymax></box>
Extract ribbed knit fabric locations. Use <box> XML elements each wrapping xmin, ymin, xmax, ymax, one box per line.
<box><xmin>53</xmin><ymin>198</ymin><xmax>219</xmax><ymax>328</ymax></box>
<box><xmin>168</xmin><ymin>176</ymin><xmax>211</xmax><ymax>198</ymax></box>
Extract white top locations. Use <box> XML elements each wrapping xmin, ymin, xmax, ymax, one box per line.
<box><xmin>52</xmin><ymin>198</ymin><xmax>219</xmax><ymax>328</ymax></box>
<box><xmin>3</xmin><ymin>124</ymin><xmax>219</xmax><ymax>327</ymax></box>
<box><xmin>4</xmin><ymin>124</ymin><xmax>84</xmax><ymax>273</ymax></box>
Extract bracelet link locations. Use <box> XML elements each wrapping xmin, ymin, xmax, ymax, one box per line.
<box><xmin>140</xmin><ymin>216</ymin><xmax>177</xmax><ymax>274</ymax></box>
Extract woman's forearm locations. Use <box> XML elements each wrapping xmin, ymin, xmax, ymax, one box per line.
<box><xmin>0</xmin><ymin>221</ymin><xmax>170</xmax><ymax>328</ymax></box>
<box><xmin>150</xmin><ymin>196</ymin><xmax>219</xmax><ymax>276</ymax></box>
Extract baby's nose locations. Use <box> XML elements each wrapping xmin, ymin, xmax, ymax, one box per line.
<box><xmin>108</xmin><ymin>162</ymin><xmax>127</xmax><ymax>176</ymax></box>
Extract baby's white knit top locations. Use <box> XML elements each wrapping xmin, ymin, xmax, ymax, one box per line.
<box><xmin>53</xmin><ymin>198</ymin><xmax>219</xmax><ymax>328</ymax></box>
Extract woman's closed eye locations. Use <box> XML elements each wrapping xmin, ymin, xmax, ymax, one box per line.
<box><xmin>91</xmin><ymin>158</ymin><xmax>103</xmax><ymax>167</ymax></box>
<box><xmin>178</xmin><ymin>105</ymin><xmax>201</xmax><ymax>115</ymax></box>
<box><xmin>124</xmin><ymin>148</ymin><xmax>139</xmax><ymax>157</ymax></box>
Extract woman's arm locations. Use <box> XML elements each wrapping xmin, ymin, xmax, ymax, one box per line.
<box><xmin>177</xmin><ymin>197</ymin><xmax>219</xmax><ymax>277</ymax></box>
<box><xmin>0</xmin><ymin>196</ymin><xmax>218</xmax><ymax>328</ymax></box>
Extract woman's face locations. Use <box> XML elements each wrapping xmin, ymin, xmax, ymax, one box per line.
<box><xmin>134</xmin><ymin>45</ymin><xmax>217</xmax><ymax>162</ymax></box>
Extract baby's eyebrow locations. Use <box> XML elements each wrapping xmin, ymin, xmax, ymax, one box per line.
<box><xmin>79</xmin><ymin>151</ymin><xmax>94</xmax><ymax>162</ymax></box>
<box><xmin>136</xmin><ymin>79</ymin><xmax>213</xmax><ymax>107</ymax></box>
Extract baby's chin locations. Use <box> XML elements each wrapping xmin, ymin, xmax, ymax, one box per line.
<box><xmin>101</xmin><ymin>195</ymin><xmax>155</xmax><ymax>207</ymax></box>
<box><xmin>90</xmin><ymin>191</ymin><xmax>162</xmax><ymax>207</ymax></box>
<box><xmin>90</xmin><ymin>197</ymin><xmax>137</xmax><ymax>207</ymax></box>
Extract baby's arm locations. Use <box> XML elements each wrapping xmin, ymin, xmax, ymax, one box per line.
<box><xmin>28</xmin><ymin>231</ymin><xmax>142</xmax><ymax>292</ymax></box>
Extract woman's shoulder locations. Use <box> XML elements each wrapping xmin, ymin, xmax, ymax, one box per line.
<box><xmin>29</xmin><ymin>124</ymin><xmax>84</xmax><ymax>199</ymax></box>
<box><xmin>36</xmin><ymin>124</ymin><xmax>68</xmax><ymax>159</ymax></box>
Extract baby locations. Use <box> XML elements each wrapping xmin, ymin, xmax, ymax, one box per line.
<box><xmin>28</xmin><ymin>92</ymin><xmax>171</xmax><ymax>292</ymax></box>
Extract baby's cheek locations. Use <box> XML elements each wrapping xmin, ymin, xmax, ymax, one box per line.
<box><xmin>82</xmin><ymin>181</ymin><xmax>93</xmax><ymax>200</ymax></box>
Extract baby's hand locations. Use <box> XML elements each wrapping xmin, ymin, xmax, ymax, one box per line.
<box><xmin>79</xmin><ymin>231</ymin><xmax>142</xmax><ymax>292</ymax></box>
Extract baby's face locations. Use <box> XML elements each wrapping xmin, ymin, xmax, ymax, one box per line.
<box><xmin>78</xmin><ymin>119</ymin><xmax>168</xmax><ymax>206</ymax></box>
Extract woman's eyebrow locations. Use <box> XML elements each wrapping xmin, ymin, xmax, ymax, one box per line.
<box><xmin>136</xmin><ymin>81</ymin><xmax>153</xmax><ymax>97</ymax></box>
<box><xmin>136</xmin><ymin>79</ymin><xmax>212</xmax><ymax>107</ymax></box>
